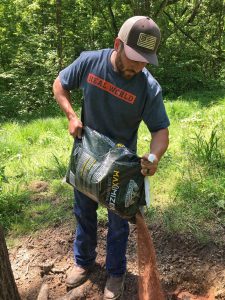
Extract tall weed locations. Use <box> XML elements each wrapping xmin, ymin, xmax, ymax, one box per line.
<box><xmin>175</xmin><ymin>126</ymin><xmax>225</xmax><ymax>225</ymax></box>
<box><xmin>189</xmin><ymin>127</ymin><xmax>224</xmax><ymax>167</ymax></box>
<box><xmin>52</xmin><ymin>153</ymin><xmax>68</xmax><ymax>178</ymax></box>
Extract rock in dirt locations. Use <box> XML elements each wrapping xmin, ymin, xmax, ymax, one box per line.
<box><xmin>40</xmin><ymin>262</ymin><xmax>55</xmax><ymax>276</ymax></box>
<box><xmin>37</xmin><ymin>283</ymin><xmax>49</xmax><ymax>300</ymax></box>
<box><xmin>173</xmin><ymin>288</ymin><xmax>215</xmax><ymax>300</ymax></box>
<box><xmin>57</xmin><ymin>285</ymin><xmax>87</xmax><ymax>300</ymax></box>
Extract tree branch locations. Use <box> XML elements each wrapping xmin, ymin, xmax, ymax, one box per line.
<box><xmin>91</xmin><ymin>0</ymin><xmax>115</xmax><ymax>38</ymax></box>
<box><xmin>154</xmin><ymin>0</ymin><xmax>183</xmax><ymax>19</ymax></box>
<box><xmin>106</xmin><ymin>0</ymin><xmax>118</xmax><ymax>37</ymax></box>
<box><xmin>154</xmin><ymin>0</ymin><xmax>168</xmax><ymax>19</ymax></box>
<box><xmin>167</xmin><ymin>0</ymin><xmax>180</xmax><ymax>5</ymax></box>
<box><xmin>163</xmin><ymin>10</ymin><xmax>218</xmax><ymax>58</ymax></box>
<box><xmin>186</xmin><ymin>0</ymin><xmax>202</xmax><ymax>24</ymax></box>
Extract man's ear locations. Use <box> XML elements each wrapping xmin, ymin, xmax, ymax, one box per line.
<box><xmin>114</xmin><ymin>38</ymin><xmax>121</xmax><ymax>51</ymax></box>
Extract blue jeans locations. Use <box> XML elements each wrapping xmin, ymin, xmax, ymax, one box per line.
<box><xmin>73</xmin><ymin>189</ymin><xmax>129</xmax><ymax>276</ymax></box>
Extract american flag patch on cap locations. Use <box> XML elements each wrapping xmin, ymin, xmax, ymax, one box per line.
<box><xmin>137</xmin><ymin>33</ymin><xmax>156</xmax><ymax>50</ymax></box>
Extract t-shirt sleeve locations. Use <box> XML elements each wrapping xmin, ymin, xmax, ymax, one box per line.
<box><xmin>59</xmin><ymin>53</ymin><xmax>86</xmax><ymax>90</ymax></box>
<box><xmin>142</xmin><ymin>76</ymin><xmax>170</xmax><ymax>132</ymax></box>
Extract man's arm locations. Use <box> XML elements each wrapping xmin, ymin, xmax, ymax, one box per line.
<box><xmin>141</xmin><ymin>128</ymin><xmax>169</xmax><ymax>176</ymax></box>
<box><xmin>53</xmin><ymin>76</ymin><xmax>83</xmax><ymax>138</ymax></box>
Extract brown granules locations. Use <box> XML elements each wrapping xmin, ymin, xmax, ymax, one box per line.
<box><xmin>136</xmin><ymin>212</ymin><xmax>165</xmax><ymax>300</ymax></box>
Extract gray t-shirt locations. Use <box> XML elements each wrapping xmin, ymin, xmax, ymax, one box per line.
<box><xmin>59</xmin><ymin>49</ymin><xmax>170</xmax><ymax>151</ymax></box>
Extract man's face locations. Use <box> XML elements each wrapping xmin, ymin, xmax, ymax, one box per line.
<box><xmin>115</xmin><ymin>43</ymin><xmax>147</xmax><ymax>80</ymax></box>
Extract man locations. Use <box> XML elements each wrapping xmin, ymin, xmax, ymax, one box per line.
<box><xmin>53</xmin><ymin>16</ymin><xmax>169</xmax><ymax>300</ymax></box>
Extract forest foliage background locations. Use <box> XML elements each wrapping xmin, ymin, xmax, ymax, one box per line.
<box><xmin>0</xmin><ymin>0</ymin><xmax>224</xmax><ymax>119</ymax></box>
<box><xmin>0</xmin><ymin>1</ymin><xmax>225</xmax><ymax>241</ymax></box>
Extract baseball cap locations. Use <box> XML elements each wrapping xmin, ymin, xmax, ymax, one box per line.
<box><xmin>118</xmin><ymin>16</ymin><xmax>161</xmax><ymax>66</ymax></box>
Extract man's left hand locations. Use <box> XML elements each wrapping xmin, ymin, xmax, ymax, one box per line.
<box><xmin>141</xmin><ymin>154</ymin><xmax>158</xmax><ymax>176</ymax></box>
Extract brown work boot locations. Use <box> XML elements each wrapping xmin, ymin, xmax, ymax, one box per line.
<box><xmin>66</xmin><ymin>264</ymin><xmax>93</xmax><ymax>288</ymax></box>
<box><xmin>103</xmin><ymin>274</ymin><xmax>125</xmax><ymax>299</ymax></box>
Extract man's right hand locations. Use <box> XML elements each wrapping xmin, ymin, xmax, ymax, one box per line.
<box><xmin>53</xmin><ymin>77</ymin><xmax>83</xmax><ymax>139</ymax></box>
<box><xmin>69</xmin><ymin>116</ymin><xmax>83</xmax><ymax>139</ymax></box>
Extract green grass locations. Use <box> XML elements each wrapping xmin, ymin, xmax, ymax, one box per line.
<box><xmin>0</xmin><ymin>117</ymin><xmax>74</xmax><ymax>233</ymax></box>
<box><xmin>1</xmin><ymin>90</ymin><xmax>225</xmax><ymax>243</ymax></box>
<box><xmin>137</xmin><ymin>90</ymin><xmax>225</xmax><ymax>243</ymax></box>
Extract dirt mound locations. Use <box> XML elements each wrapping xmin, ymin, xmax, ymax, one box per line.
<box><xmin>9</xmin><ymin>221</ymin><xmax>225</xmax><ymax>300</ymax></box>
<box><xmin>29</xmin><ymin>181</ymin><xmax>49</xmax><ymax>193</ymax></box>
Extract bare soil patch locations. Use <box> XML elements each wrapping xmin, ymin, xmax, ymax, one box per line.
<box><xmin>9</xmin><ymin>220</ymin><xmax>225</xmax><ymax>300</ymax></box>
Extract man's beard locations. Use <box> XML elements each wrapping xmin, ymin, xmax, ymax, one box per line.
<box><xmin>115</xmin><ymin>53</ymin><xmax>137</xmax><ymax>80</ymax></box>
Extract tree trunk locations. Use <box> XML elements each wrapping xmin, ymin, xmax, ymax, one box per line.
<box><xmin>0</xmin><ymin>226</ymin><xmax>21</xmax><ymax>300</ymax></box>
